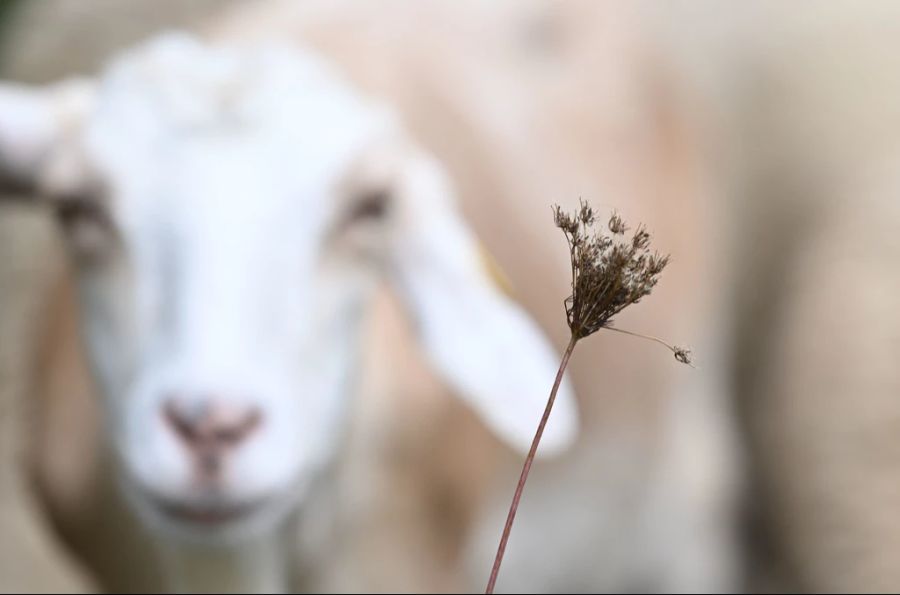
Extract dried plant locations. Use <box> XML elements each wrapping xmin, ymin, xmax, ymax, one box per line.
<box><xmin>485</xmin><ymin>200</ymin><xmax>692</xmax><ymax>594</ymax></box>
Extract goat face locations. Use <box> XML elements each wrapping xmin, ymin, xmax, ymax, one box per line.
<box><xmin>0</xmin><ymin>33</ymin><xmax>577</xmax><ymax>544</ymax></box>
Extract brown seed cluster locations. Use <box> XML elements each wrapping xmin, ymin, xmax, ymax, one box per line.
<box><xmin>553</xmin><ymin>201</ymin><xmax>670</xmax><ymax>340</ymax></box>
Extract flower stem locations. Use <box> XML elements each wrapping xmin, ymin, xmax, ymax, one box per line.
<box><xmin>605</xmin><ymin>326</ymin><xmax>695</xmax><ymax>367</ymax></box>
<box><xmin>485</xmin><ymin>334</ymin><xmax>578</xmax><ymax>594</ymax></box>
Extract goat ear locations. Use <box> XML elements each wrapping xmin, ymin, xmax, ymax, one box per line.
<box><xmin>390</xmin><ymin>152</ymin><xmax>578</xmax><ymax>455</ymax></box>
<box><xmin>0</xmin><ymin>79</ymin><xmax>94</xmax><ymax>197</ymax></box>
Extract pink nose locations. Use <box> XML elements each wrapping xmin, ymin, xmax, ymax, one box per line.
<box><xmin>163</xmin><ymin>398</ymin><xmax>262</xmax><ymax>478</ymax></box>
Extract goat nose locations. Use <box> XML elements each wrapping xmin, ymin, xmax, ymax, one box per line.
<box><xmin>163</xmin><ymin>398</ymin><xmax>262</xmax><ymax>453</ymax></box>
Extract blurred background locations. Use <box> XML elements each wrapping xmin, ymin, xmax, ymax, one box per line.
<box><xmin>1</xmin><ymin>1</ymin><xmax>900</xmax><ymax>593</ymax></box>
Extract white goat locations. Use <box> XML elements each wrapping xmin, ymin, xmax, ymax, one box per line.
<box><xmin>0</xmin><ymin>2</ymin><xmax>745</xmax><ymax>593</ymax></box>
<box><xmin>0</xmin><ymin>33</ymin><xmax>578</xmax><ymax>593</ymax></box>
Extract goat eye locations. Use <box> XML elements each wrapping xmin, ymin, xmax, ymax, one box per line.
<box><xmin>54</xmin><ymin>197</ymin><xmax>107</xmax><ymax>231</ymax></box>
<box><xmin>52</xmin><ymin>196</ymin><xmax>114</xmax><ymax>259</ymax></box>
<box><xmin>347</xmin><ymin>188</ymin><xmax>391</xmax><ymax>223</ymax></box>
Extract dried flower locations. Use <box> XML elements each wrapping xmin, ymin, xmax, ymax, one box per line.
<box><xmin>553</xmin><ymin>201</ymin><xmax>670</xmax><ymax>340</ymax></box>
<box><xmin>486</xmin><ymin>200</ymin><xmax>695</xmax><ymax>594</ymax></box>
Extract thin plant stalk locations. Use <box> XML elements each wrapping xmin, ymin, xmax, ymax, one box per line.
<box><xmin>606</xmin><ymin>326</ymin><xmax>696</xmax><ymax>368</ymax></box>
<box><xmin>485</xmin><ymin>334</ymin><xmax>578</xmax><ymax>594</ymax></box>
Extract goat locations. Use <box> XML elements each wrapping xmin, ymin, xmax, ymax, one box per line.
<box><xmin>0</xmin><ymin>32</ymin><xmax>583</xmax><ymax>592</ymax></box>
<box><xmin>0</xmin><ymin>2</ymin><xmax>738</xmax><ymax>592</ymax></box>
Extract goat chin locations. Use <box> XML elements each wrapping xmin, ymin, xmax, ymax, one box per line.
<box><xmin>120</xmin><ymin>477</ymin><xmax>302</xmax><ymax>547</ymax></box>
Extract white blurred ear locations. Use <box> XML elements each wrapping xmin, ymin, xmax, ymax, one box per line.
<box><xmin>0</xmin><ymin>79</ymin><xmax>94</xmax><ymax>195</ymax></box>
<box><xmin>391</xmin><ymin>151</ymin><xmax>578</xmax><ymax>455</ymax></box>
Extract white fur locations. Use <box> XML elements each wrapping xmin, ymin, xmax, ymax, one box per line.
<box><xmin>0</xmin><ymin>32</ymin><xmax>577</xmax><ymax>591</ymax></box>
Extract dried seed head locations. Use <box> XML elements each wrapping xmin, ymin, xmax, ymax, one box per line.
<box><xmin>554</xmin><ymin>200</ymin><xmax>670</xmax><ymax>340</ymax></box>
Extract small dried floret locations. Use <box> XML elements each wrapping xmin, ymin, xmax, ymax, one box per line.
<box><xmin>553</xmin><ymin>205</ymin><xmax>580</xmax><ymax>235</ymax></box>
<box><xmin>608</xmin><ymin>212</ymin><xmax>628</xmax><ymax>235</ymax></box>
<box><xmin>631</xmin><ymin>226</ymin><xmax>651</xmax><ymax>250</ymax></box>
<box><xmin>674</xmin><ymin>346</ymin><xmax>693</xmax><ymax>366</ymax></box>
<box><xmin>579</xmin><ymin>202</ymin><xmax>596</xmax><ymax>226</ymax></box>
